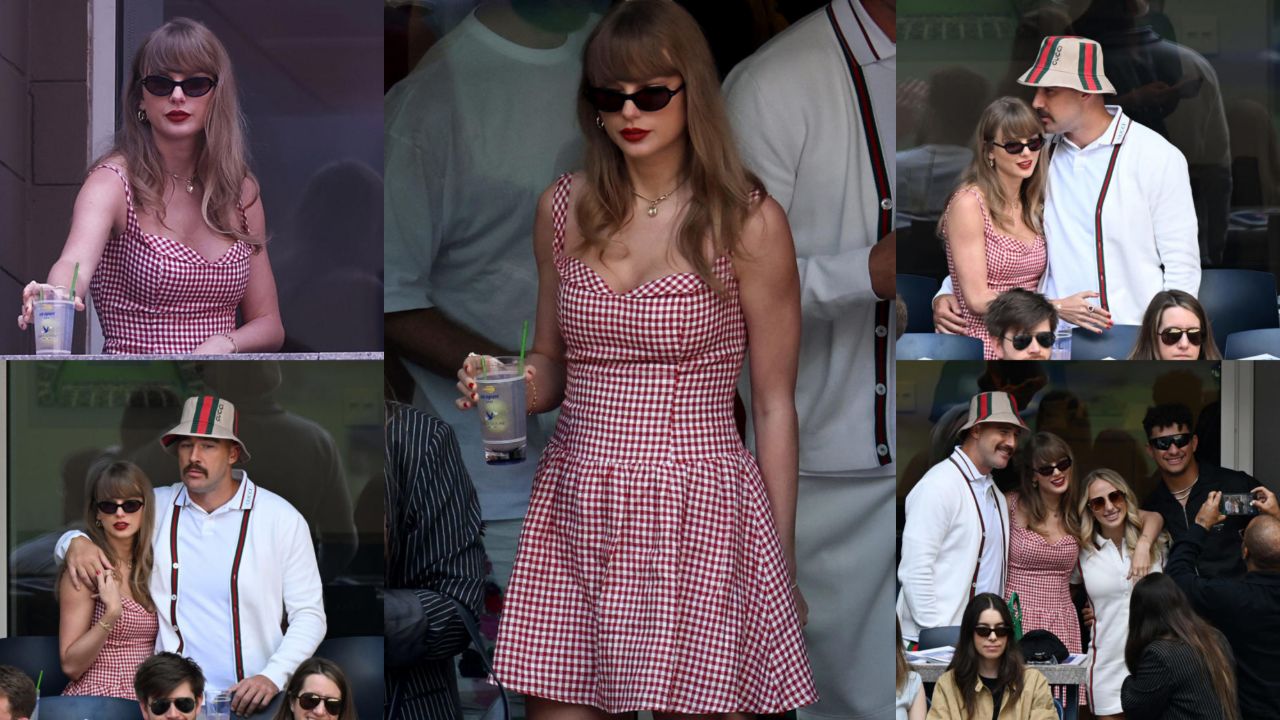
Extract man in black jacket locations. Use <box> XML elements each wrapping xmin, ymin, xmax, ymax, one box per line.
<box><xmin>385</xmin><ymin>402</ymin><xmax>486</xmax><ymax>720</ymax></box>
<box><xmin>1141</xmin><ymin>404</ymin><xmax>1258</xmax><ymax>577</ymax></box>
<box><xmin>1168</xmin><ymin>487</ymin><xmax>1280</xmax><ymax>720</ymax></box>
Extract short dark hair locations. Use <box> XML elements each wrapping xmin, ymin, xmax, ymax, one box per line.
<box><xmin>135</xmin><ymin>653</ymin><xmax>205</xmax><ymax>705</ymax></box>
<box><xmin>1142</xmin><ymin>403</ymin><xmax>1194</xmax><ymax>438</ymax></box>
<box><xmin>0</xmin><ymin>666</ymin><xmax>35</xmax><ymax>718</ymax></box>
<box><xmin>984</xmin><ymin>288</ymin><xmax>1058</xmax><ymax>341</ymax></box>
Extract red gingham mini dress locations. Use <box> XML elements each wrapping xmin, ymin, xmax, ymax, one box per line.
<box><xmin>1004</xmin><ymin>491</ymin><xmax>1085</xmax><ymax>705</ymax></box>
<box><xmin>62</xmin><ymin>595</ymin><xmax>158</xmax><ymax>700</ymax></box>
<box><xmin>491</xmin><ymin>175</ymin><xmax>817</xmax><ymax>714</ymax></box>
<box><xmin>941</xmin><ymin>186</ymin><xmax>1047</xmax><ymax>359</ymax></box>
<box><xmin>89</xmin><ymin>164</ymin><xmax>253</xmax><ymax>354</ymax></box>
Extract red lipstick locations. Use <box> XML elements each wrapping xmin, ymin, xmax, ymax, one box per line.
<box><xmin>166</xmin><ymin>111</ymin><xmax>190</xmax><ymax>122</ymax></box>
<box><xmin>620</xmin><ymin>128</ymin><xmax>650</xmax><ymax>142</ymax></box>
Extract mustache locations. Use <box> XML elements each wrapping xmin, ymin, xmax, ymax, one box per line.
<box><xmin>183</xmin><ymin>463</ymin><xmax>207</xmax><ymax>476</ymax></box>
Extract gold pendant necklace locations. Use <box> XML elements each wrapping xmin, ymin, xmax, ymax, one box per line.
<box><xmin>633</xmin><ymin>180</ymin><xmax>683</xmax><ymax>218</ymax></box>
<box><xmin>169</xmin><ymin>173</ymin><xmax>196</xmax><ymax>194</ymax></box>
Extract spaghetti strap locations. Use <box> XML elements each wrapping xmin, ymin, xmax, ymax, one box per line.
<box><xmin>92</xmin><ymin>164</ymin><xmax>139</xmax><ymax>227</ymax></box>
<box><xmin>958</xmin><ymin>186</ymin><xmax>994</xmax><ymax>230</ymax></box>
<box><xmin>551</xmin><ymin>173</ymin><xmax>573</xmax><ymax>257</ymax></box>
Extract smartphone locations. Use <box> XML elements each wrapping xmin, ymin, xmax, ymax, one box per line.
<box><xmin>1221</xmin><ymin>493</ymin><xmax>1260</xmax><ymax>516</ymax></box>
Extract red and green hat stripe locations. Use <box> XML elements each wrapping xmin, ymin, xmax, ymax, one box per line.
<box><xmin>189</xmin><ymin>395</ymin><xmax>222</xmax><ymax>435</ymax></box>
<box><xmin>1024</xmin><ymin>36</ymin><xmax>1105</xmax><ymax>90</ymax></box>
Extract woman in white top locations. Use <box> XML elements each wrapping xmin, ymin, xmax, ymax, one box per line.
<box><xmin>1077</xmin><ymin>468</ymin><xmax>1168</xmax><ymax>719</ymax></box>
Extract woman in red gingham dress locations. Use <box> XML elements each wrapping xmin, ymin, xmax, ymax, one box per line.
<box><xmin>455</xmin><ymin>2</ymin><xmax>816</xmax><ymax>716</ymax></box>
<box><xmin>939</xmin><ymin>97</ymin><xmax>1054</xmax><ymax>359</ymax></box>
<box><xmin>59</xmin><ymin>462</ymin><xmax>159</xmax><ymax>700</ymax></box>
<box><xmin>17</xmin><ymin>18</ymin><xmax>283</xmax><ymax>354</ymax></box>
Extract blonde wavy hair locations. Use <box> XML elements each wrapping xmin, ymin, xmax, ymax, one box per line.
<box><xmin>1078</xmin><ymin>468</ymin><xmax>1166</xmax><ymax>565</ymax></box>
<box><xmin>941</xmin><ymin>96</ymin><xmax>1047</xmax><ymax>237</ymax></box>
<box><xmin>575</xmin><ymin>0</ymin><xmax>762</xmax><ymax>292</ymax></box>
<box><xmin>96</xmin><ymin>17</ymin><xmax>261</xmax><ymax>246</ymax></box>
<box><xmin>68</xmin><ymin>461</ymin><xmax>157</xmax><ymax>613</ymax></box>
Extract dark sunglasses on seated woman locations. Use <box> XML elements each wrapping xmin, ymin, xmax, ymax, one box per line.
<box><xmin>97</xmin><ymin>499</ymin><xmax>145</xmax><ymax>514</ymax></box>
<box><xmin>1088</xmin><ymin>489</ymin><xmax>1127</xmax><ymax>512</ymax></box>
<box><xmin>988</xmin><ymin>136</ymin><xmax>1045</xmax><ymax>154</ymax></box>
<box><xmin>1034</xmin><ymin>458</ymin><xmax>1072</xmax><ymax>477</ymax></box>
<box><xmin>1148</xmin><ymin>433</ymin><xmax>1193</xmax><ymax>451</ymax></box>
<box><xmin>296</xmin><ymin>693</ymin><xmax>343</xmax><ymax>715</ymax></box>
<box><xmin>975</xmin><ymin>624</ymin><xmax>1012</xmax><ymax>639</ymax></box>
<box><xmin>1159</xmin><ymin>327</ymin><xmax>1202</xmax><ymax>346</ymax></box>
<box><xmin>149</xmin><ymin>697</ymin><xmax>197</xmax><ymax>715</ymax></box>
<box><xmin>1005</xmin><ymin>331</ymin><xmax>1054</xmax><ymax>351</ymax></box>
<box><xmin>140</xmin><ymin>75</ymin><xmax>217</xmax><ymax>98</ymax></box>
<box><xmin>586</xmin><ymin>85</ymin><xmax>684</xmax><ymax>113</ymax></box>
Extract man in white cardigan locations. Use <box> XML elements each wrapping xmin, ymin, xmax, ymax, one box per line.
<box><xmin>934</xmin><ymin>35</ymin><xmax>1199</xmax><ymax>332</ymax></box>
<box><xmin>898</xmin><ymin>391</ymin><xmax>1021</xmax><ymax>644</ymax></box>
<box><xmin>57</xmin><ymin>396</ymin><xmax>325</xmax><ymax>716</ymax></box>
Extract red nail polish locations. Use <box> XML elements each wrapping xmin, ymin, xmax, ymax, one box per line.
<box><xmin>468</xmin><ymin>382</ymin><xmax>475</xmax><ymax>390</ymax></box>
<box><xmin>471</xmin><ymin>393</ymin><xmax>478</xmax><ymax>401</ymax></box>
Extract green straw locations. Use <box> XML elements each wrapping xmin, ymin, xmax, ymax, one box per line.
<box><xmin>518</xmin><ymin>320</ymin><xmax>530</xmax><ymax>371</ymax></box>
<box><xmin>69</xmin><ymin>262</ymin><xmax>80</xmax><ymax>303</ymax></box>
<box><xmin>35</xmin><ymin>670</ymin><xmax>42</xmax><ymax>694</ymax></box>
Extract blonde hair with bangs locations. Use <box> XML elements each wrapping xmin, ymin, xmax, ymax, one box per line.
<box><xmin>98</xmin><ymin>17</ymin><xmax>261</xmax><ymax>246</ymax></box>
<box><xmin>71</xmin><ymin>460</ymin><xmax>157</xmax><ymax>613</ymax></box>
<box><xmin>941</xmin><ymin>96</ymin><xmax>1046</xmax><ymax>237</ymax></box>
<box><xmin>575</xmin><ymin>0</ymin><xmax>761</xmax><ymax>292</ymax></box>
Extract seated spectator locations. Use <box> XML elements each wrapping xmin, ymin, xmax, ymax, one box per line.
<box><xmin>273</xmin><ymin>658</ymin><xmax>351</xmax><ymax>720</ymax></box>
<box><xmin>984</xmin><ymin>288</ymin><xmax>1058</xmax><ymax>360</ymax></box>
<box><xmin>896</xmin><ymin>618</ymin><xmax>925</xmax><ymax>720</ymax></box>
<box><xmin>134</xmin><ymin>653</ymin><xmax>204</xmax><ymax>720</ymax></box>
<box><xmin>0</xmin><ymin>666</ymin><xmax>36</xmax><ymax>720</ymax></box>
<box><xmin>1121</xmin><ymin>573</ymin><xmax>1240</xmax><ymax>719</ymax></box>
<box><xmin>926</xmin><ymin>593</ymin><xmax>1057</xmax><ymax>719</ymax></box>
<box><xmin>1128</xmin><ymin>290</ymin><xmax>1222</xmax><ymax>360</ymax></box>
<box><xmin>1165</xmin><ymin>487</ymin><xmax>1280</xmax><ymax>720</ymax></box>
<box><xmin>59</xmin><ymin>461</ymin><xmax>158</xmax><ymax>699</ymax></box>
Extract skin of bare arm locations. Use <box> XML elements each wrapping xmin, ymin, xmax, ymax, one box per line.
<box><xmin>733</xmin><ymin>195</ymin><xmax>805</xmax><ymax>624</ymax></box>
<box><xmin>57</xmin><ymin>569</ymin><xmax>120</xmax><ymax>680</ymax></box>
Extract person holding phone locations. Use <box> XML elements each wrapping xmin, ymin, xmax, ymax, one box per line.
<box><xmin>1164</xmin><ymin>488</ymin><xmax>1280</xmax><ymax>720</ymax></box>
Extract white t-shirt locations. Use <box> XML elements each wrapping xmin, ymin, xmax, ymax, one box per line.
<box><xmin>383</xmin><ymin>10</ymin><xmax>595</xmax><ymax>519</ymax></box>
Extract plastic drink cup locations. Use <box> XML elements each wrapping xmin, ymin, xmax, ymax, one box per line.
<box><xmin>1050</xmin><ymin>330</ymin><xmax>1072</xmax><ymax>360</ymax></box>
<box><xmin>476</xmin><ymin>356</ymin><xmax>527</xmax><ymax>464</ymax></box>
<box><xmin>32</xmin><ymin>285</ymin><xmax>74</xmax><ymax>355</ymax></box>
<box><xmin>207</xmin><ymin>691</ymin><xmax>232</xmax><ymax>720</ymax></box>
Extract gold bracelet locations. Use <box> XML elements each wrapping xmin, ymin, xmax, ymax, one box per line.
<box><xmin>220</xmin><ymin>333</ymin><xmax>238</xmax><ymax>353</ymax></box>
<box><xmin>526</xmin><ymin>375</ymin><xmax>538</xmax><ymax>415</ymax></box>
<box><xmin>98</xmin><ymin>619</ymin><xmax>114</xmax><ymax>633</ymax></box>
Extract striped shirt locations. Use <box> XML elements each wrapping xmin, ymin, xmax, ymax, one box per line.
<box><xmin>385</xmin><ymin>403</ymin><xmax>486</xmax><ymax>720</ymax></box>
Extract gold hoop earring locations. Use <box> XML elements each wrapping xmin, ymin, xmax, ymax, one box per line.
<box><xmin>596</xmin><ymin>115</ymin><xmax>604</xmax><ymax>130</ymax></box>
<box><xmin>137</xmin><ymin>109</ymin><xmax>148</xmax><ymax>125</ymax></box>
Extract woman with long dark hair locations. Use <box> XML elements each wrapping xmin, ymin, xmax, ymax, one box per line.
<box><xmin>1127</xmin><ymin>290</ymin><xmax>1222</xmax><ymax>360</ymax></box>
<box><xmin>272</xmin><ymin>657</ymin><xmax>352</xmax><ymax>720</ymax></box>
<box><xmin>928</xmin><ymin>593</ymin><xmax>1056</xmax><ymax>719</ymax></box>
<box><xmin>1122</xmin><ymin>573</ymin><xmax>1240</xmax><ymax>719</ymax></box>
<box><xmin>454</xmin><ymin>1</ymin><xmax>814</xmax><ymax>716</ymax></box>
<box><xmin>18</xmin><ymin>17</ymin><xmax>283</xmax><ymax>354</ymax></box>
<box><xmin>58</xmin><ymin>461</ymin><xmax>158</xmax><ymax>699</ymax></box>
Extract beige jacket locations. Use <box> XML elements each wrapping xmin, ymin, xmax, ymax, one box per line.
<box><xmin>927</xmin><ymin>667</ymin><xmax>1058</xmax><ymax>720</ymax></box>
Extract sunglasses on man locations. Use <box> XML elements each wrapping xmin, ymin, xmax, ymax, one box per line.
<box><xmin>974</xmin><ymin>624</ymin><xmax>1012</xmax><ymax>639</ymax></box>
<box><xmin>586</xmin><ymin>85</ymin><xmax>684</xmax><ymax>113</ymax></box>
<box><xmin>149</xmin><ymin>697</ymin><xmax>197</xmax><ymax>715</ymax></box>
<box><xmin>97</xmin><ymin>499</ymin><xmax>145</xmax><ymax>514</ymax></box>
<box><xmin>1004</xmin><ymin>331</ymin><xmax>1054</xmax><ymax>351</ymax></box>
<box><xmin>1148</xmin><ymin>433</ymin><xmax>1192</xmax><ymax>451</ymax></box>
<box><xmin>141</xmin><ymin>75</ymin><xmax>217</xmax><ymax>98</ymax></box>
<box><xmin>988</xmin><ymin>136</ymin><xmax>1045</xmax><ymax>154</ymax></box>
<box><xmin>1159</xmin><ymin>327</ymin><xmax>1202</xmax><ymax>346</ymax></box>
<box><xmin>1088</xmin><ymin>489</ymin><xmax>1127</xmax><ymax>512</ymax></box>
<box><xmin>295</xmin><ymin>692</ymin><xmax>343</xmax><ymax>715</ymax></box>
